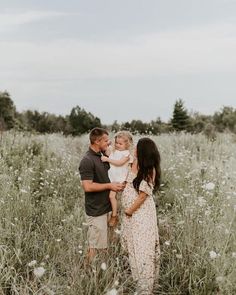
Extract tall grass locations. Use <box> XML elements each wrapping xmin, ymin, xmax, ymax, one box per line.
<box><xmin>0</xmin><ymin>131</ymin><xmax>235</xmax><ymax>294</ymax></box>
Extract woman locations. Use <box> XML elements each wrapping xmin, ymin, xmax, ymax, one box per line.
<box><xmin>121</xmin><ymin>137</ymin><xmax>161</xmax><ymax>294</ymax></box>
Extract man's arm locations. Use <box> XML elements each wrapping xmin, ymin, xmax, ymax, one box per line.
<box><xmin>82</xmin><ymin>180</ymin><xmax>125</xmax><ymax>192</ymax></box>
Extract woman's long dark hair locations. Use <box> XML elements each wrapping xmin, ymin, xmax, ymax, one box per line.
<box><xmin>133</xmin><ymin>137</ymin><xmax>161</xmax><ymax>192</ymax></box>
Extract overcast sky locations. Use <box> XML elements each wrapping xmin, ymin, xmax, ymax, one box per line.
<box><xmin>1</xmin><ymin>0</ymin><xmax>236</xmax><ymax>124</ymax></box>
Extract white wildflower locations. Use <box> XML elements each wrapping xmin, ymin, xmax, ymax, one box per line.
<box><xmin>198</xmin><ymin>197</ymin><xmax>206</xmax><ymax>207</ymax></box>
<box><xmin>164</xmin><ymin>241</ymin><xmax>170</xmax><ymax>246</ymax></box>
<box><xmin>216</xmin><ymin>276</ymin><xmax>224</xmax><ymax>282</ymax></box>
<box><xmin>232</xmin><ymin>252</ymin><xmax>236</xmax><ymax>258</ymax></box>
<box><xmin>116</xmin><ymin>257</ymin><xmax>119</xmax><ymax>266</ymax></box>
<box><xmin>203</xmin><ymin>182</ymin><xmax>215</xmax><ymax>190</ymax></box>
<box><xmin>225</xmin><ymin>229</ymin><xmax>230</xmax><ymax>234</ymax></box>
<box><xmin>114</xmin><ymin>228</ymin><xmax>121</xmax><ymax>235</ymax></box>
<box><xmin>106</xmin><ymin>288</ymin><xmax>118</xmax><ymax>295</ymax></box>
<box><xmin>28</xmin><ymin>260</ymin><xmax>37</xmax><ymax>267</ymax></box>
<box><xmin>101</xmin><ymin>262</ymin><xmax>107</xmax><ymax>270</ymax></box>
<box><xmin>55</xmin><ymin>239</ymin><xmax>61</xmax><ymax>242</ymax></box>
<box><xmin>209</xmin><ymin>251</ymin><xmax>218</xmax><ymax>259</ymax></box>
<box><xmin>33</xmin><ymin>266</ymin><xmax>46</xmax><ymax>278</ymax></box>
<box><xmin>176</xmin><ymin>254</ymin><xmax>182</xmax><ymax>259</ymax></box>
<box><xmin>44</xmin><ymin>287</ymin><xmax>55</xmax><ymax>295</ymax></box>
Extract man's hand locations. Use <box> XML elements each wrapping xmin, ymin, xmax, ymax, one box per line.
<box><xmin>109</xmin><ymin>182</ymin><xmax>125</xmax><ymax>192</ymax></box>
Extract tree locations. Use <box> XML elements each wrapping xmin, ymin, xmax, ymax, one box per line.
<box><xmin>188</xmin><ymin>112</ymin><xmax>212</xmax><ymax>133</ymax></box>
<box><xmin>69</xmin><ymin>106</ymin><xmax>102</xmax><ymax>135</ymax></box>
<box><xmin>213</xmin><ymin>106</ymin><xmax>236</xmax><ymax>133</ymax></box>
<box><xmin>171</xmin><ymin>99</ymin><xmax>190</xmax><ymax>131</ymax></box>
<box><xmin>111</xmin><ymin>120</ymin><xmax>120</xmax><ymax>132</ymax></box>
<box><xmin>0</xmin><ymin>91</ymin><xmax>16</xmax><ymax>130</ymax></box>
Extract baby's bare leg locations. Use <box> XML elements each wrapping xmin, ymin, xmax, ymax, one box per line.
<box><xmin>109</xmin><ymin>190</ymin><xmax>118</xmax><ymax>216</ymax></box>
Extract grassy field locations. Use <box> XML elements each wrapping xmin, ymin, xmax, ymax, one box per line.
<box><xmin>0</xmin><ymin>131</ymin><xmax>235</xmax><ymax>295</ymax></box>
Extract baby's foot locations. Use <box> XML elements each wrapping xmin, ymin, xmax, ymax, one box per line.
<box><xmin>109</xmin><ymin>215</ymin><xmax>119</xmax><ymax>227</ymax></box>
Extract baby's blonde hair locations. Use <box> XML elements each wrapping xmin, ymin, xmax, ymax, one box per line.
<box><xmin>114</xmin><ymin>130</ymin><xmax>133</xmax><ymax>150</ymax></box>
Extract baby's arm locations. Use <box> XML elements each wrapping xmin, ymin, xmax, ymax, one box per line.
<box><xmin>103</xmin><ymin>145</ymin><xmax>112</xmax><ymax>157</ymax></box>
<box><xmin>101</xmin><ymin>155</ymin><xmax>130</xmax><ymax>166</ymax></box>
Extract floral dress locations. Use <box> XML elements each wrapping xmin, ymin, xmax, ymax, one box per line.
<box><xmin>121</xmin><ymin>171</ymin><xmax>160</xmax><ymax>295</ymax></box>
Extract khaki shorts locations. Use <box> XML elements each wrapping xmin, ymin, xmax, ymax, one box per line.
<box><xmin>86</xmin><ymin>213</ymin><xmax>110</xmax><ymax>249</ymax></box>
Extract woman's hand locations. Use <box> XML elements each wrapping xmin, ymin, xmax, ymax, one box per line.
<box><xmin>125</xmin><ymin>208</ymin><xmax>132</xmax><ymax>218</ymax></box>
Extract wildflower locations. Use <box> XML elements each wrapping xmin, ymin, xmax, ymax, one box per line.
<box><xmin>114</xmin><ymin>228</ymin><xmax>121</xmax><ymax>235</ymax></box>
<box><xmin>232</xmin><ymin>252</ymin><xmax>236</xmax><ymax>258</ymax></box>
<box><xmin>164</xmin><ymin>241</ymin><xmax>170</xmax><ymax>246</ymax></box>
<box><xmin>176</xmin><ymin>254</ymin><xmax>182</xmax><ymax>259</ymax></box>
<box><xmin>105</xmin><ymin>289</ymin><xmax>118</xmax><ymax>295</ymax></box>
<box><xmin>33</xmin><ymin>266</ymin><xmax>46</xmax><ymax>278</ymax></box>
<box><xmin>198</xmin><ymin>197</ymin><xmax>206</xmax><ymax>207</ymax></box>
<box><xmin>116</xmin><ymin>257</ymin><xmax>119</xmax><ymax>266</ymax></box>
<box><xmin>28</xmin><ymin>260</ymin><xmax>37</xmax><ymax>267</ymax></box>
<box><xmin>225</xmin><ymin>229</ymin><xmax>230</xmax><ymax>234</ymax></box>
<box><xmin>55</xmin><ymin>239</ymin><xmax>61</xmax><ymax>242</ymax></box>
<box><xmin>101</xmin><ymin>262</ymin><xmax>107</xmax><ymax>270</ymax></box>
<box><xmin>114</xmin><ymin>280</ymin><xmax>119</xmax><ymax>286</ymax></box>
<box><xmin>44</xmin><ymin>287</ymin><xmax>54</xmax><ymax>295</ymax></box>
<box><xmin>209</xmin><ymin>251</ymin><xmax>218</xmax><ymax>259</ymax></box>
<box><xmin>203</xmin><ymin>182</ymin><xmax>215</xmax><ymax>190</ymax></box>
<box><xmin>216</xmin><ymin>276</ymin><xmax>224</xmax><ymax>282</ymax></box>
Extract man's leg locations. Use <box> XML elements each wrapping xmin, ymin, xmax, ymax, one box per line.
<box><xmin>86</xmin><ymin>213</ymin><xmax>109</xmax><ymax>263</ymax></box>
<box><xmin>86</xmin><ymin>248</ymin><xmax>97</xmax><ymax>263</ymax></box>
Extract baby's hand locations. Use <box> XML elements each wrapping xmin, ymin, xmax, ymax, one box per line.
<box><xmin>101</xmin><ymin>155</ymin><xmax>109</xmax><ymax>162</ymax></box>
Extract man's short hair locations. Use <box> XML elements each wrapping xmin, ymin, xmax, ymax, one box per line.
<box><xmin>89</xmin><ymin>127</ymin><xmax>108</xmax><ymax>144</ymax></box>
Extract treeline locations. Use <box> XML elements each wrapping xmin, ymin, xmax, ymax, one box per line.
<box><xmin>1</xmin><ymin>91</ymin><xmax>236</xmax><ymax>135</ymax></box>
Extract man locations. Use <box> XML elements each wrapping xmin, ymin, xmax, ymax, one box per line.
<box><xmin>79</xmin><ymin>127</ymin><xmax>125</xmax><ymax>262</ymax></box>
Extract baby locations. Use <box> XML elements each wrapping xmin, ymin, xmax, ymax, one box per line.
<box><xmin>101</xmin><ymin>131</ymin><xmax>133</xmax><ymax>227</ymax></box>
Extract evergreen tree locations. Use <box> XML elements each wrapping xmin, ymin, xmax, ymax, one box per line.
<box><xmin>171</xmin><ymin>99</ymin><xmax>190</xmax><ymax>131</ymax></box>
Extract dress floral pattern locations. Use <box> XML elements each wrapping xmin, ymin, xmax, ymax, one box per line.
<box><xmin>121</xmin><ymin>171</ymin><xmax>160</xmax><ymax>294</ymax></box>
